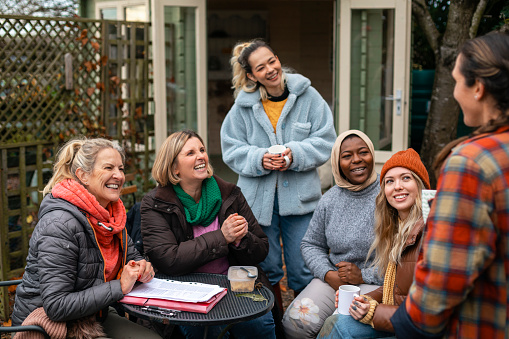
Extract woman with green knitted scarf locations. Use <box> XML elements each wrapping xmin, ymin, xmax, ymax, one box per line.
<box><xmin>141</xmin><ymin>130</ymin><xmax>276</xmax><ymax>339</ymax></box>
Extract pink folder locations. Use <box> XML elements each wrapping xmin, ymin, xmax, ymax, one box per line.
<box><xmin>120</xmin><ymin>288</ymin><xmax>227</xmax><ymax>314</ymax></box>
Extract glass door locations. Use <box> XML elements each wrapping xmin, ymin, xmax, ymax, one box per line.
<box><xmin>152</xmin><ymin>0</ymin><xmax>207</xmax><ymax>150</ymax></box>
<box><xmin>337</xmin><ymin>0</ymin><xmax>411</xmax><ymax>166</ymax></box>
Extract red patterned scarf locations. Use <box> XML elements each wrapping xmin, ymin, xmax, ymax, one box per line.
<box><xmin>52</xmin><ymin>179</ymin><xmax>126</xmax><ymax>281</ymax></box>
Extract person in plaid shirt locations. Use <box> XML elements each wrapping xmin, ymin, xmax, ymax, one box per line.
<box><xmin>391</xmin><ymin>32</ymin><xmax>509</xmax><ymax>338</ymax></box>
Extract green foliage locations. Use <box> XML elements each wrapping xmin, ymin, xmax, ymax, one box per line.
<box><xmin>483</xmin><ymin>4</ymin><xmax>509</xmax><ymax>32</ymax></box>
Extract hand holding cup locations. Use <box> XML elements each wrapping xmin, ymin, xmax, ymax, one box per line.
<box><xmin>264</xmin><ymin>145</ymin><xmax>291</xmax><ymax>171</ymax></box>
<box><xmin>349</xmin><ymin>295</ymin><xmax>370</xmax><ymax>320</ymax></box>
<box><xmin>336</xmin><ymin>285</ymin><xmax>361</xmax><ymax>315</ymax></box>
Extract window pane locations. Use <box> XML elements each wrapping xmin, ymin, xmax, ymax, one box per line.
<box><xmin>164</xmin><ymin>6</ymin><xmax>197</xmax><ymax>133</ymax></box>
<box><xmin>350</xmin><ymin>9</ymin><xmax>395</xmax><ymax>151</ymax></box>
<box><xmin>100</xmin><ymin>8</ymin><xmax>117</xmax><ymax>20</ymax></box>
<box><xmin>125</xmin><ymin>5</ymin><xmax>147</xmax><ymax>22</ymax></box>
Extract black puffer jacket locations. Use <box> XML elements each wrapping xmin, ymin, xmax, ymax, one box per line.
<box><xmin>12</xmin><ymin>194</ymin><xmax>142</xmax><ymax>326</ymax></box>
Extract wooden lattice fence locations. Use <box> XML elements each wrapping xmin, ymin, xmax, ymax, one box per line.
<box><xmin>0</xmin><ymin>15</ymin><xmax>155</xmax><ymax>321</ymax></box>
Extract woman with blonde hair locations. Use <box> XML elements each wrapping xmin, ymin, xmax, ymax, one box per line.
<box><xmin>12</xmin><ymin>137</ymin><xmax>160</xmax><ymax>339</ymax></box>
<box><xmin>141</xmin><ymin>130</ymin><xmax>275</xmax><ymax>339</ymax></box>
<box><xmin>220</xmin><ymin>39</ymin><xmax>336</xmax><ymax>309</ymax></box>
<box><xmin>318</xmin><ymin>148</ymin><xmax>430</xmax><ymax>339</ymax></box>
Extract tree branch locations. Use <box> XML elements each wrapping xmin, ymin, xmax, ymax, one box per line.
<box><xmin>470</xmin><ymin>0</ymin><xmax>490</xmax><ymax>38</ymax></box>
<box><xmin>412</xmin><ymin>0</ymin><xmax>440</xmax><ymax>53</ymax></box>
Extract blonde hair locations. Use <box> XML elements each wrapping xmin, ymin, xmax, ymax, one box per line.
<box><xmin>151</xmin><ymin>130</ymin><xmax>213</xmax><ymax>187</ymax></box>
<box><xmin>367</xmin><ymin>171</ymin><xmax>424</xmax><ymax>275</ymax></box>
<box><xmin>43</xmin><ymin>137</ymin><xmax>125</xmax><ymax>196</ymax></box>
<box><xmin>230</xmin><ymin>39</ymin><xmax>287</xmax><ymax>101</ymax></box>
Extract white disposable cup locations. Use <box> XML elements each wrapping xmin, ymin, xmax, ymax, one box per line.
<box><xmin>267</xmin><ymin>145</ymin><xmax>286</xmax><ymax>155</ymax></box>
<box><xmin>337</xmin><ymin>285</ymin><xmax>361</xmax><ymax>315</ymax></box>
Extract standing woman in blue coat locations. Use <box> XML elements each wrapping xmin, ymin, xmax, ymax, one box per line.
<box><xmin>220</xmin><ymin>39</ymin><xmax>337</xmax><ymax>305</ymax></box>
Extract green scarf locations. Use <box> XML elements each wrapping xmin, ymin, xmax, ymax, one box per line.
<box><xmin>173</xmin><ymin>177</ymin><xmax>222</xmax><ymax>226</ymax></box>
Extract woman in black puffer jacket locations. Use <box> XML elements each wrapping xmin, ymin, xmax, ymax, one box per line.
<box><xmin>12</xmin><ymin>137</ymin><xmax>161</xmax><ymax>339</ymax></box>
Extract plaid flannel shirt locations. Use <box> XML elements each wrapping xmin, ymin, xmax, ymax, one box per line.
<box><xmin>392</xmin><ymin>127</ymin><xmax>509</xmax><ymax>339</ymax></box>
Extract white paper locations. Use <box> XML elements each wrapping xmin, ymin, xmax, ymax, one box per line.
<box><xmin>126</xmin><ymin>278</ymin><xmax>225</xmax><ymax>303</ymax></box>
<box><xmin>422</xmin><ymin>189</ymin><xmax>437</xmax><ymax>223</ymax></box>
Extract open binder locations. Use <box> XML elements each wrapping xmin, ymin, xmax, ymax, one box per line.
<box><xmin>120</xmin><ymin>288</ymin><xmax>227</xmax><ymax>314</ymax></box>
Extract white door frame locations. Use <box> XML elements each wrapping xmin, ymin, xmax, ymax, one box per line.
<box><xmin>151</xmin><ymin>0</ymin><xmax>207</xmax><ymax>151</ymax></box>
<box><xmin>338</xmin><ymin>0</ymin><xmax>411</xmax><ymax>167</ymax></box>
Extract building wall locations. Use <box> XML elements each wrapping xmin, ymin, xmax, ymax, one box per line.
<box><xmin>80</xmin><ymin>0</ymin><xmax>335</xmax><ymax>157</ymax></box>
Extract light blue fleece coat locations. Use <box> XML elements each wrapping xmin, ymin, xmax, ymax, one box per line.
<box><xmin>220</xmin><ymin>73</ymin><xmax>336</xmax><ymax>226</ymax></box>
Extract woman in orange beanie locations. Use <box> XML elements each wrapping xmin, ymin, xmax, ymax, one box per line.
<box><xmin>318</xmin><ymin>148</ymin><xmax>429</xmax><ymax>338</ymax></box>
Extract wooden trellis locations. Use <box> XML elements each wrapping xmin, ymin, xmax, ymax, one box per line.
<box><xmin>0</xmin><ymin>15</ymin><xmax>155</xmax><ymax>321</ymax></box>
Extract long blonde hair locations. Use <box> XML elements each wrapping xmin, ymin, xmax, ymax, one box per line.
<box><xmin>367</xmin><ymin>171</ymin><xmax>424</xmax><ymax>275</ymax></box>
<box><xmin>230</xmin><ymin>39</ymin><xmax>286</xmax><ymax>100</ymax></box>
<box><xmin>43</xmin><ymin>137</ymin><xmax>125</xmax><ymax>195</ymax></box>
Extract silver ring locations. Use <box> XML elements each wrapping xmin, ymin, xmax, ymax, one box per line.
<box><xmin>284</xmin><ymin>155</ymin><xmax>290</xmax><ymax>168</ymax></box>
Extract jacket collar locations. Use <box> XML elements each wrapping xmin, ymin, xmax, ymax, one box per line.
<box><xmin>405</xmin><ymin>218</ymin><xmax>425</xmax><ymax>248</ymax></box>
<box><xmin>457</xmin><ymin>126</ymin><xmax>509</xmax><ymax>149</ymax></box>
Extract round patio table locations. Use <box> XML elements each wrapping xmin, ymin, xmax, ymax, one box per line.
<box><xmin>120</xmin><ymin>272</ymin><xmax>274</xmax><ymax>338</ymax></box>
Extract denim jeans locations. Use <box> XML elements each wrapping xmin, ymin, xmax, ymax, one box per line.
<box><xmin>179</xmin><ymin>311</ymin><xmax>275</xmax><ymax>339</ymax></box>
<box><xmin>258</xmin><ymin>194</ymin><xmax>314</xmax><ymax>292</ymax></box>
<box><xmin>317</xmin><ymin>314</ymin><xmax>396</xmax><ymax>339</ymax></box>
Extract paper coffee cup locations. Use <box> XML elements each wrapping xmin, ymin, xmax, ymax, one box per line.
<box><xmin>268</xmin><ymin>145</ymin><xmax>286</xmax><ymax>155</ymax></box>
<box><xmin>337</xmin><ymin>285</ymin><xmax>361</xmax><ymax>316</ymax></box>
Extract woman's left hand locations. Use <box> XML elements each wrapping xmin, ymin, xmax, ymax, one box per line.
<box><xmin>132</xmin><ymin>259</ymin><xmax>155</xmax><ymax>283</ymax></box>
<box><xmin>349</xmin><ymin>295</ymin><xmax>370</xmax><ymax>320</ymax></box>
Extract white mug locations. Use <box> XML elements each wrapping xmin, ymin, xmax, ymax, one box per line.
<box><xmin>267</xmin><ymin>145</ymin><xmax>286</xmax><ymax>155</ymax></box>
<box><xmin>337</xmin><ymin>285</ymin><xmax>361</xmax><ymax>316</ymax></box>
<box><xmin>267</xmin><ymin>145</ymin><xmax>290</xmax><ymax>168</ymax></box>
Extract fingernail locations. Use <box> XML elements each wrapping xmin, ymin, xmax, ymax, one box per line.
<box><xmin>138</xmin><ymin>275</ymin><xmax>141</xmax><ymax>280</ymax></box>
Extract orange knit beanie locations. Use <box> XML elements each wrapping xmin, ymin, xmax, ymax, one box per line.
<box><xmin>380</xmin><ymin>148</ymin><xmax>430</xmax><ymax>189</ymax></box>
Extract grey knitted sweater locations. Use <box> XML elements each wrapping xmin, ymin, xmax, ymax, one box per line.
<box><xmin>301</xmin><ymin>177</ymin><xmax>383</xmax><ymax>285</ymax></box>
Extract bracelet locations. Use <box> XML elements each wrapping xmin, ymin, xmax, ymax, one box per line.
<box><xmin>284</xmin><ymin>155</ymin><xmax>290</xmax><ymax>168</ymax></box>
<box><xmin>359</xmin><ymin>299</ymin><xmax>378</xmax><ymax>327</ymax></box>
